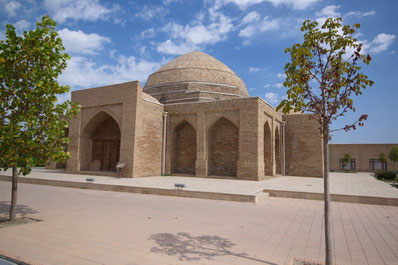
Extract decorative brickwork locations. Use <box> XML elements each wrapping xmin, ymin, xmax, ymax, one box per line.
<box><xmin>208</xmin><ymin>117</ymin><xmax>239</xmax><ymax>177</ymax></box>
<box><xmin>171</xmin><ymin>121</ymin><xmax>196</xmax><ymax>174</ymax></box>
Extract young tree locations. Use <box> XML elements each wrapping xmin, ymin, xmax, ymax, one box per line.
<box><xmin>389</xmin><ymin>147</ymin><xmax>398</xmax><ymax>171</ymax></box>
<box><xmin>0</xmin><ymin>16</ymin><xmax>79</xmax><ymax>221</ymax></box>
<box><xmin>277</xmin><ymin>18</ymin><xmax>373</xmax><ymax>265</ymax></box>
<box><xmin>379</xmin><ymin>153</ymin><xmax>387</xmax><ymax>170</ymax></box>
<box><xmin>342</xmin><ymin>153</ymin><xmax>351</xmax><ymax>172</ymax></box>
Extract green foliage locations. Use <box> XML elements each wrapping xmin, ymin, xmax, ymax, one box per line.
<box><xmin>277</xmin><ymin>18</ymin><xmax>374</xmax><ymax>136</ymax></box>
<box><xmin>341</xmin><ymin>153</ymin><xmax>351</xmax><ymax>169</ymax></box>
<box><xmin>374</xmin><ymin>170</ymin><xmax>397</xmax><ymax>181</ymax></box>
<box><xmin>389</xmin><ymin>147</ymin><xmax>398</xmax><ymax>163</ymax></box>
<box><xmin>0</xmin><ymin>16</ymin><xmax>80</xmax><ymax>176</ymax></box>
<box><xmin>379</xmin><ymin>153</ymin><xmax>387</xmax><ymax>163</ymax></box>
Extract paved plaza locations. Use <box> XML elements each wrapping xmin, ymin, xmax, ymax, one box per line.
<box><xmin>1</xmin><ymin>181</ymin><xmax>398</xmax><ymax>265</ymax></box>
<box><xmin>1</xmin><ymin>168</ymin><xmax>398</xmax><ymax>199</ymax></box>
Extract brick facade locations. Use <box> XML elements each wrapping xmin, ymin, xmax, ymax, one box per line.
<box><xmin>60</xmin><ymin>51</ymin><xmax>325</xmax><ymax>180</ymax></box>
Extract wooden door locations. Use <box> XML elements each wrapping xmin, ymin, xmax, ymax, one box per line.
<box><xmin>101</xmin><ymin>140</ymin><xmax>111</xmax><ymax>171</ymax></box>
<box><xmin>108</xmin><ymin>140</ymin><xmax>119</xmax><ymax>171</ymax></box>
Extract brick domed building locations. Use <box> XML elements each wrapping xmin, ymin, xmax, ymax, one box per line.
<box><xmin>64</xmin><ymin>51</ymin><xmax>324</xmax><ymax>180</ymax></box>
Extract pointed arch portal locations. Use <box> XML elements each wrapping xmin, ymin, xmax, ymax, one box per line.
<box><xmin>82</xmin><ymin>111</ymin><xmax>121</xmax><ymax>172</ymax></box>
<box><xmin>208</xmin><ymin>117</ymin><xmax>238</xmax><ymax>177</ymax></box>
<box><xmin>171</xmin><ymin>121</ymin><xmax>197</xmax><ymax>175</ymax></box>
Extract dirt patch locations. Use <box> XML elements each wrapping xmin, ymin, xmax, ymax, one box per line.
<box><xmin>0</xmin><ymin>217</ymin><xmax>41</xmax><ymax>228</ymax></box>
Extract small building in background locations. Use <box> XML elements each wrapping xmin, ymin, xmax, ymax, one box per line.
<box><xmin>329</xmin><ymin>144</ymin><xmax>398</xmax><ymax>172</ymax></box>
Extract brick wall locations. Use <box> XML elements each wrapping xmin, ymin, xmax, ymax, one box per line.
<box><xmin>132</xmin><ymin>99</ymin><xmax>163</xmax><ymax>177</ymax></box>
<box><xmin>263</xmin><ymin>122</ymin><xmax>273</xmax><ymax>176</ymax></box>
<box><xmin>283</xmin><ymin>114</ymin><xmax>324</xmax><ymax>177</ymax></box>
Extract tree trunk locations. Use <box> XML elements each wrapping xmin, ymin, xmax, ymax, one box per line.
<box><xmin>323</xmin><ymin>131</ymin><xmax>333</xmax><ymax>265</ymax></box>
<box><xmin>9</xmin><ymin>166</ymin><xmax>18</xmax><ymax>221</ymax></box>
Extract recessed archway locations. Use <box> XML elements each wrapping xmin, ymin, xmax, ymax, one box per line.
<box><xmin>208</xmin><ymin>117</ymin><xmax>238</xmax><ymax>177</ymax></box>
<box><xmin>171</xmin><ymin>121</ymin><xmax>196</xmax><ymax>175</ymax></box>
<box><xmin>264</xmin><ymin>122</ymin><xmax>272</xmax><ymax>176</ymax></box>
<box><xmin>81</xmin><ymin>111</ymin><xmax>121</xmax><ymax>172</ymax></box>
<box><xmin>275</xmin><ymin>127</ymin><xmax>281</xmax><ymax>175</ymax></box>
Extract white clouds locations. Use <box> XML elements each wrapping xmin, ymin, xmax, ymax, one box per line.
<box><xmin>3</xmin><ymin>0</ymin><xmax>22</xmax><ymax>17</ymax></box>
<box><xmin>163</xmin><ymin>0</ymin><xmax>180</xmax><ymax>5</ymax></box>
<box><xmin>57</xmin><ymin>92</ymin><xmax>71</xmax><ymax>104</ymax></box>
<box><xmin>346</xmin><ymin>10</ymin><xmax>376</xmax><ymax>18</ymax></box>
<box><xmin>58</xmin><ymin>29</ymin><xmax>111</xmax><ymax>55</ymax></box>
<box><xmin>365</xmin><ymin>33</ymin><xmax>396</xmax><ymax>53</ymax></box>
<box><xmin>239</xmin><ymin>25</ymin><xmax>256</xmax><ymax>37</ymax></box>
<box><xmin>264</xmin><ymin>83</ymin><xmax>283</xmax><ymax>88</ymax></box>
<box><xmin>276</xmin><ymin>72</ymin><xmax>286</xmax><ymax>79</ymax></box>
<box><xmin>248</xmin><ymin>67</ymin><xmax>265</xmax><ymax>72</ymax></box>
<box><xmin>157</xmin><ymin>39</ymin><xmax>197</xmax><ymax>55</ymax></box>
<box><xmin>217</xmin><ymin>0</ymin><xmax>319</xmax><ymax>10</ymax></box>
<box><xmin>136</xmin><ymin>5</ymin><xmax>167</xmax><ymax>20</ymax></box>
<box><xmin>59</xmin><ymin>55</ymin><xmax>163</xmax><ymax>88</ymax></box>
<box><xmin>216</xmin><ymin>0</ymin><xmax>264</xmax><ymax>9</ymax></box>
<box><xmin>315</xmin><ymin>5</ymin><xmax>376</xmax><ymax>20</ymax></box>
<box><xmin>260</xmin><ymin>16</ymin><xmax>280</xmax><ymax>31</ymax></box>
<box><xmin>14</xmin><ymin>20</ymin><xmax>31</xmax><ymax>32</ymax></box>
<box><xmin>241</xmin><ymin>11</ymin><xmax>260</xmax><ymax>24</ymax></box>
<box><xmin>239</xmin><ymin>16</ymin><xmax>279</xmax><ymax>38</ymax></box>
<box><xmin>43</xmin><ymin>0</ymin><xmax>119</xmax><ymax>23</ymax></box>
<box><xmin>157</xmin><ymin>8</ymin><xmax>233</xmax><ymax>55</ymax></box>
<box><xmin>316</xmin><ymin>5</ymin><xmax>341</xmax><ymax>18</ymax></box>
<box><xmin>264</xmin><ymin>92</ymin><xmax>279</xmax><ymax>104</ymax></box>
<box><xmin>140</xmin><ymin>28</ymin><xmax>156</xmax><ymax>39</ymax></box>
<box><xmin>267</xmin><ymin>0</ymin><xmax>319</xmax><ymax>10</ymax></box>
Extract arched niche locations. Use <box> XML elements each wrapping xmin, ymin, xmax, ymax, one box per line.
<box><xmin>208</xmin><ymin>117</ymin><xmax>238</xmax><ymax>177</ymax></box>
<box><xmin>80</xmin><ymin>111</ymin><xmax>121</xmax><ymax>172</ymax></box>
<box><xmin>171</xmin><ymin>121</ymin><xmax>197</xmax><ymax>175</ymax></box>
<box><xmin>264</xmin><ymin>121</ymin><xmax>272</xmax><ymax>176</ymax></box>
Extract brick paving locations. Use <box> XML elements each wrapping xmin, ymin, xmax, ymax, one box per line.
<box><xmin>0</xmin><ymin>182</ymin><xmax>397</xmax><ymax>265</ymax></box>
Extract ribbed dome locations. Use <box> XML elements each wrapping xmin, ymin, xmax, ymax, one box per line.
<box><xmin>144</xmin><ymin>51</ymin><xmax>248</xmax><ymax>95</ymax></box>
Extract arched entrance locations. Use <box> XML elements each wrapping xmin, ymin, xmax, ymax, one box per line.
<box><xmin>171</xmin><ymin>121</ymin><xmax>196</xmax><ymax>174</ymax></box>
<box><xmin>264</xmin><ymin>122</ymin><xmax>272</xmax><ymax>176</ymax></box>
<box><xmin>208</xmin><ymin>117</ymin><xmax>238</xmax><ymax>177</ymax></box>
<box><xmin>275</xmin><ymin>127</ymin><xmax>281</xmax><ymax>175</ymax></box>
<box><xmin>81</xmin><ymin>112</ymin><xmax>121</xmax><ymax>172</ymax></box>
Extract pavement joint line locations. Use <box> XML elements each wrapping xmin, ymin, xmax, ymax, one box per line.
<box><xmin>1</xmin><ymin>168</ymin><xmax>397</xmax><ymax>206</ymax></box>
<box><xmin>0</xmin><ymin>175</ymin><xmax>265</xmax><ymax>203</ymax></box>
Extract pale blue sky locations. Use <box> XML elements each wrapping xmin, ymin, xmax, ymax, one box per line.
<box><xmin>1</xmin><ymin>0</ymin><xmax>397</xmax><ymax>143</ymax></box>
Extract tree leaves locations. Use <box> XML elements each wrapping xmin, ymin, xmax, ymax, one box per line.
<box><xmin>276</xmin><ymin>17</ymin><xmax>374</xmax><ymax>137</ymax></box>
<box><xmin>0</xmin><ymin>16</ymin><xmax>80</xmax><ymax>176</ymax></box>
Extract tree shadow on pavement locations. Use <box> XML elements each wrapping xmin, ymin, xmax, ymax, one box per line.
<box><xmin>149</xmin><ymin>232</ymin><xmax>276</xmax><ymax>264</ymax></box>
<box><xmin>0</xmin><ymin>201</ymin><xmax>38</xmax><ymax>219</ymax></box>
